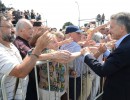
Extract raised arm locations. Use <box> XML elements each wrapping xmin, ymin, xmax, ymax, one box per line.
<box><xmin>9</xmin><ymin>31</ymin><xmax>52</xmax><ymax>78</ymax></box>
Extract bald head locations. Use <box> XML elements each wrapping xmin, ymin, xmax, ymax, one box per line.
<box><xmin>16</xmin><ymin>19</ymin><xmax>33</xmax><ymax>34</ymax></box>
<box><xmin>15</xmin><ymin>19</ymin><xmax>34</xmax><ymax>41</ymax></box>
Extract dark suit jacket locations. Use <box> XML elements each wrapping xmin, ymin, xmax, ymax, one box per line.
<box><xmin>84</xmin><ymin>35</ymin><xmax>130</xmax><ymax>100</ymax></box>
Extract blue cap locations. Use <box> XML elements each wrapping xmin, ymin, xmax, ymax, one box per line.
<box><xmin>65</xmin><ymin>25</ymin><xmax>82</xmax><ymax>34</ymax></box>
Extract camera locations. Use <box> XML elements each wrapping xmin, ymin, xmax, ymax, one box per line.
<box><xmin>33</xmin><ymin>21</ymin><xmax>42</xmax><ymax>27</ymax></box>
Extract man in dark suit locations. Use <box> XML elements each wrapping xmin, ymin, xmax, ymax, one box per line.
<box><xmin>81</xmin><ymin>12</ymin><xmax>130</xmax><ymax>100</ymax></box>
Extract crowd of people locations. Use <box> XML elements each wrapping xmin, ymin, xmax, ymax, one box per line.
<box><xmin>5</xmin><ymin>8</ymin><xmax>42</xmax><ymax>27</ymax></box>
<box><xmin>96</xmin><ymin>13</ymin><xmax>105</xmax><ymax>26</ymax></box>
<box><xmin>0</xmin><ymin>8</ymin><xmax>130</xmax><ymax>100</ymax></box>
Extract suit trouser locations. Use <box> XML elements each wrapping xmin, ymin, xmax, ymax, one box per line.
<box><xmin>69</xmin><ymin>77</ymin><xmax>81</xmax><ymax>100</ymax></box>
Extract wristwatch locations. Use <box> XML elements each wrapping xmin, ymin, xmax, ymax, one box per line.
<box><xmin>27</xmin><ymin>48</ymin><xmax>39</xmax><ymax>58</ymax></box>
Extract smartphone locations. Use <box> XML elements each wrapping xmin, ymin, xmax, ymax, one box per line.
<box><xmin>33</xmin><ymin>22</ymin><xmax>42</xmax><ymax>27</ymax></box>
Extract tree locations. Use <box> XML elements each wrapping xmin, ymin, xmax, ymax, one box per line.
<box><xmin>84</xmin><ymin>23</ymin><xmax>88</xmax><ymax>27</ymax></box>
<box><xmin>62</xmin><ymin>22</ymin><xmax>73</xmax><ymax>29</ymax></box>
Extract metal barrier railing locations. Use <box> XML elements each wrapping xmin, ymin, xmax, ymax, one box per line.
<box><xmin>34</xmin><ymin>60</ymin><xmax>104</xmax><ymax>100</ymax></box>
<box><xmin>35</xmin><ymin>60</ymin><xmax>69</xmax><ymax>100</ymax></box>
<box><xmin>0</xmin><ymin>60</ymin><xmax>104</xmax><ymax>100</ymax></box>
<box><xmin>0</xmin><ymin>75</ymin><xmax>8</xmax><ymax>100</ymax></box>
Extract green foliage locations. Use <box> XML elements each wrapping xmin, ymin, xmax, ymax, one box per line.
<box><xmin>62</xmin><ymin>22</ymin><xmax>73</xmax><ymax>29</ymax></box>
<box><xmin>84</xmin><ymin>23</ymin><xmax>88</xmax><ymax>27</ymax></box>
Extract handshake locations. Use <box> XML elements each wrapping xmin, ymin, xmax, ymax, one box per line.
<box><xmin>46</xmin><ymin>43</ymin><xmax>107</xmax><ymax>64</ymax></box>
<box><xmin>34</xmin><ymin>31</ymin><xmax>108</xmax><ymax>63</ymax></box>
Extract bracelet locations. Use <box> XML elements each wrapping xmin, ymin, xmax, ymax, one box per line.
<box><xmin>30</xmin><ymin>54</ymin><xmax>39</xmax><ymax>58</ymax></box>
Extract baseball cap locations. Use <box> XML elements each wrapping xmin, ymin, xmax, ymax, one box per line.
<box><xmin>65</xmin><ymin>25</ymin><xmax>83</xmax><ymax>34</ymax></box>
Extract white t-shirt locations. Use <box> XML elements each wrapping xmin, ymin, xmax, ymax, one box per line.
<box><xmin>0</xmin><ymin>43</ymin><xmax>28</xmax><ymax>100</ymax></box>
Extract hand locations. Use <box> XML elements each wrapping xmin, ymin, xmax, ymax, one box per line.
<box><xmin>35</xmin><ymin>31</ymin><xmax>53</xmax><ymax>52</ymax></box>
<box><xmin>89</xmin><ymin>46</ymin><xmax>98</xmax><ymax>54</ymax></box>
<box><xmin>63</xmin><ymin>37</ymin><xmax>73</xmax><ymax>44</ymax></box>
<box><xmin>98</xmin><ymin>43</ymin><xmax>107</xmax><ymax>54</ymax></box>
<box><xmin>58</xmin><ymin>37</ymin><xmax>73</xmax><ymax>46</ymax></box>
<box><xmin>36</xmin><ymin>26</ymin><xmax>50</xmax><ymax>35</ymax></box>
<box><xmin>78</xmin><ymin>41</ymin><xmax>86</xmax><ymax>47</ymax></box>
<box><xmin>63</xmin><ymin>52</ymin><xmax>81</xmax><ymax>63</ymax></box>
<box><xmin>30</xmin><ymin>29</ymin><xmax>53</xmax><ymax>48</ymax></box>
<box><xmin>80</xmin><ymin>47</ymin><xmax>91</xmax><ymax>55</ymax></box>
<box><xmin>52</xmin><ymin>50</ymin><xmax>71</xmax><ymax>63</ymax></box>
<box><xmin>84</xmin><ymin>40</ymin><xmax>96</xmax><ymax>47</ymax></box>
<box><xmin>70</xmin><ymin>70</ymin><xmax>77</xmax><ymax>77</ymax></box>
<box><xmin>105</xmin><ymin>40</ymin><xmax>116</xmax><ymax>49</ymax></box>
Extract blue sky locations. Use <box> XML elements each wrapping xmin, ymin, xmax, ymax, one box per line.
<box><xmin>2</xmin><ymin>0</ymin><xmax>130</xmax><ymax>30</ymax></box>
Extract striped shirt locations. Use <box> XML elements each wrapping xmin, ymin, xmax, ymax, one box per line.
<box><xmin>0</xmin><ymin>43</ymin><xmax>28</xmax><ymax>100</ymax></box>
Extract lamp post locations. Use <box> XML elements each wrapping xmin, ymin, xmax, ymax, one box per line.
<box><xmin>75</xmin><ymin>1</ymin><xmax>80</xmax><ymax>27</ymax></box>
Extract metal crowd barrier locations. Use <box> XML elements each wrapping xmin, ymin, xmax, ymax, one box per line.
<box><xmin>34</xmin><ymin>60</ymin><xmax>70</xmax><ymax>100</ymax></box>
<box><xmin>34</xmin><ymin>60</ymin><xmax>104</xmax><ymax>100</ymax></box>
<box><xmin>0</xmin><ymin>60</ymin><xmax>104</xmax><ymax>100</ymax></box>
<box><xmin>0</xmin><ymin>75</ymin><xmax>8</xmax><ymax>100</ymax></box>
